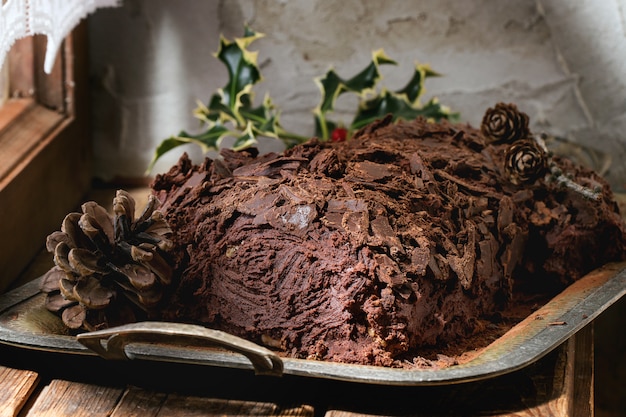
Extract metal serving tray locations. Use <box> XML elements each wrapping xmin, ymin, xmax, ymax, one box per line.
<box><xmin>1</xmin><ymin>262</ymin><xmax>625</xmax><ymax>386</ymax></box>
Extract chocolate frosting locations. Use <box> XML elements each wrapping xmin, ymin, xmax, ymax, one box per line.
<box><xmin>152</xmin><ymin>117</ymin><xmax>626</xmax><ymax>366</ymax></box>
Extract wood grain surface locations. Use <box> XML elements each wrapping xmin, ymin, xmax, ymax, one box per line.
<box><xmin>0</xmin><ymin>366</ymin><xmax>40</xmax><ymax>417</ymax></box>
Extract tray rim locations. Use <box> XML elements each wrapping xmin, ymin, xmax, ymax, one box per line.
<box><xmin>1</xmin><ymin>262</ymin><xmax>625</xmax><ymax>386</ymax></box>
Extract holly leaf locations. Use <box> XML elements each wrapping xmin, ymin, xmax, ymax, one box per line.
<box><xmin>178</xmin><ymin>125</ymin><xmax>232</xmax><ymax>151</ymax></box>
<box><xmin>241</xmin><ymin>95</ymin><xmax>309</xmax><ymax>146</ymax></box>
<box><xmin>395</xmin><ymin>63</ymin><xmax>439</xmax><ymax>105</ymax></box>
<box><xmin>195</xmin><ymin>94</ymin><xmax>236</xmax><ymax>124</ymax></box>
<box><xmin>145</xmin><ymin>125</ymin><xmax>231</xmax><ymax>173</ymax></box>
<box><xmin>211</xmin><ymin>27</ymin><xmax>264</xmax><ymax>125</ymax></box>
<box><xmin>239</xmin><ymin>94</ymin><xmax>276</xmax><ymax>129</ymax></box>
<box><xmin>231</xmin><ymin>121</ymin><xmax>258</xmax><ymax>150</ymax></box>
<box><xmin>314</xmin><ymin>49</ymin><xmax>396</xmax><ymax>139</ymax></box>
<box><xmin>352</xmin><ymin>91</ymin><xmax>454</xmax><ymax>130</ymax></box>
<box><xmin>349</xmin><ymin>63</ymin><xmax>454</xmax><ymax>130</ymax></box>
<box><xmin>342</xmin><ymin>50</ymin><xmax>396</xmax><ymax>93</ymax></box>
<box><xmin>188</xmin><ymin>28</ymin><xmax>308</xmax><ymax>151</ymax></box>
<box><xmin>314</xmin><ymin>49</ymin><xmax>396</xmax><ymax>112</ymax></box>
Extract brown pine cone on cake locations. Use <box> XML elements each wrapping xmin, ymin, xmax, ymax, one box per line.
<box><xmin>481</xmin><ymin>102</ymin><xmax>530</xmax><ymax>144</ymax></box>
<box><xmin>504</xmin><ymin>139</ymin><xmax>549</xmax><ymax>185</ymax></box>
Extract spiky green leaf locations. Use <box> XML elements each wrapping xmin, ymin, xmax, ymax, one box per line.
<box><xmin>314</xmin><ymin>71</ymin><xmax>343</xmax><ymax>115</ymax></box>
<box><xmin>232</xmin><ymin>122</ymin><xmax>257</xmax><ymax>150</ymax></box>
<box><xmin>213</xmin><ymin>28</ymin><xmax>264</xmax><ymax>112</ymax></box>
<box><xmin>180</xmin><ymin>125</ymin><xmax>232</xmax><ymax>151</ymax></box>
<box><xmin>343</xmin><ymin>50</ymin><xmax>396</xmax><ymax>92</ymax></box>
<box><xmin>313</xmin><ymin>49</ymin><xmax>395</xmax><ymax>110</ymax></box>
<box><xmin>146</xmin><ymin>138</ymin><xmax>188</xmax><ymax>174</ymax></box>
<box><xmin>313</xmin><ymin>49</ymin><xmax>396</xmax><ymax>139</ymax></box>
<box><xmin>351</xmin><ymin>91</ymin><xmax>454</xmax><ymax>130</ymax></box>
<box><xmin>145</xmin><ymin>125</ymin><xmax>232</xmax><ymax>173</ymax></box>
<box><xmin>242</xmin><ymin>95</ymin><xmax>309</xmax><ymax>146</ymax></box>
<box><xmin>196</xmin><ymin>94</ymin><xmax>235</xmax><ymax>123</ymax></box>
<box><xmin>394</xmin><ymin>63</ymin><xmax>439</xmax><ymax>105</ymax></box>
<box><xmin>239</xmin><ymin>94</ymin><xmax>275</xmax><ymax>126</ymax></box>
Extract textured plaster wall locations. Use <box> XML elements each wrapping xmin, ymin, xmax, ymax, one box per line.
<box><xmin>88</xmin><ymin>0</ymin><xmax>626</xmax><ymax>187</ymax></box>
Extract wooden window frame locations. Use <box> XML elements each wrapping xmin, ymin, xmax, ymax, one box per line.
<box><xmin>0</xmin><ymin>23</ymin><xmax>90</xmax><ymax>291</ymax></box>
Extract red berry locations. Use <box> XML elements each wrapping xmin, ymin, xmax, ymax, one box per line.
<box><xmin>331</xmin><ymin>127</ymin><xmax>348</xmax><ymax>142</ymax></box>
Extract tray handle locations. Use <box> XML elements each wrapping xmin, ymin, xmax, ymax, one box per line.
<box><xmin>76</xmin><ymin>322</ymin><xmax>284</xmax><ymax>376</ymax></box>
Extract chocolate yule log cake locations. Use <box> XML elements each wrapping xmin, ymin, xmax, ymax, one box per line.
<box><xmin>42</xmin><ymin>103</ymin><xmax>626</xmax><ymax>367</ymax></box>
<box><xmin>149</xmin><ymin>104</ymin><xmax>626</xmax><ymax>366</ymax></box>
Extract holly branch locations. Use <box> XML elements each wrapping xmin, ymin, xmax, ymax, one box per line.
<box><xmin>147</xmin><ymin>27</ymin><xmax>456</xmax><ymax>172</ymax></box>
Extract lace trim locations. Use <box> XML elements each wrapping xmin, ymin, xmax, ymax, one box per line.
<box><xmin>1</xmin><ymin>0</ymin><xmax>119</xmax><ymax>74</ymax></box>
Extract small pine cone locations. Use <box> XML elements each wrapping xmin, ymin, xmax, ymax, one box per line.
<box><xmin>504</xmin><ymin>139</ymin><xmax>548</xmax><ymax>185</ymax></box>
<box><xmin>40</xmin><ymin>190</ymin><xmax>174</xmax><ymax>332</ymax></box>
<box><xmin>481</xmin><ymin>103</ymin><xmax>530</xmax><ymax>144</ymax></box>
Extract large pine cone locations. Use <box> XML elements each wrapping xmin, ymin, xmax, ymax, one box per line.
<box><xmin>481</xmin><ymin>102</ymin><xmax>530</xmax><ymax>144</ymax></box>
<box><xmin>40</xmin><ymin>190</ymin><xmax>174</xmax><ymax>331</ymax></box>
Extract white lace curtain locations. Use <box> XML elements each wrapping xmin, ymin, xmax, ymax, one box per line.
<box><xmin>0</xmin><ymin>0</ymin><xmax>119</xmax><ymax>74</ymax></box>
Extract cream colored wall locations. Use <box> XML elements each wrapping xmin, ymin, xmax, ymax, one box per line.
<box><xmin>88</xmin><ymin>0</ymin><xmax>626</xmax><ymax>187</ymax></box>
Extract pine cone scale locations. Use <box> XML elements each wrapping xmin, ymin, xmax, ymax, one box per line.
<box><xmin>68</xmin><ymin>248</ymin><xmax>106</xmax><ymax>276</ymax></box>
<box><xmin>59</xmin><ymin>277</ymin><xmax>76</xmax><ymax>299</ymax></box>
<box><xmin>61</xmin><ymin>213</ymin><xmax>89</xmax><ymax>249</ymax></box>
<box><xmin>136</xmin><ymin>195</ymin><xmax>160</xmax><ymax>224</ymax></box>
<box><xmin>81</xmin><ymin>202</ymin><xmax>115</xmax><ymax>244</ymax></box>
<box><xmin>121</xmin><ymin>264</ymin><xmax>158</xmax><ymax>291</ymax></box>
<box><xmin>62</xmin><ymin>305</ymin><xmax>87</xmax><ymax>330</ymax></box>
<box><xmin>73</xmin><ymin>277</ymin><xmax>115</xmax><ymax>309</ymax></box>
<box><xmin>41</xmin><ymin>267</ymin><xmax>65</xmax><ymax>292</ymax></box>
<box><xmin>46</xmin><ymin>231</ymin><xmax>70</xmax><ymax>253</ymax></box>
<box><xmin>53</xmin><ymin>243</ymin><xmax>73</xmax><ymax>272</ymax></box>
<box><xmin>45</xmin><ymin>292</ymin><xmax>76</xmax><ymax>313</ymax></box>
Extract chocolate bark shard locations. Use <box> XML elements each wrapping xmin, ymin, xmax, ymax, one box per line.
<box><xmin>447</xmin><ymin>221</ymin><xmax>477</xmax><ymax>290</ymax></box>
<box><xmin>232</xmin><ymin>156</ymin><xmax>308</xmax><ymax>178</ymax></box>
<box><xmin>370</xmin><ymin>215</ymin><xmax>404</xmax><ymax>256</ymax></box>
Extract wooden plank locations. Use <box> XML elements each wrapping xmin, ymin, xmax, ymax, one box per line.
<box><xmin>110</xmin><ymin>386</ymin><xmax>166</xmax><ymax>417</ymax></box>
<box><xmin>493</xmin><ymin>340</ymin><xmax>573</xmax><ymax>417</ymax></box>
<box><xmin>324</xmin><ymin>413</ymin><xmax>372</xmax><ymax>417</ymax></box>
<box><xmin>0</xmin><ymin>366</ymin><xmax>40</xmax><ymax>417</ymax></box>
<box><xmin>7</xmin><ymin>247</ymin><xmax>54</xmax><ymax>289</ymax></box>
<box><xmin>26</xmin><ymin>380</ymin><xmax>123</xmax><ymax>417</ymax></box>
<box><xmin>159</xmin><ymin>395</ymin><xmax>314</xmax><ymax>417</ymax></box>
<box><xmin>109</xmin><ymin>385</ymin><xmax>314</xmax><ymax>417</ymax></box>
